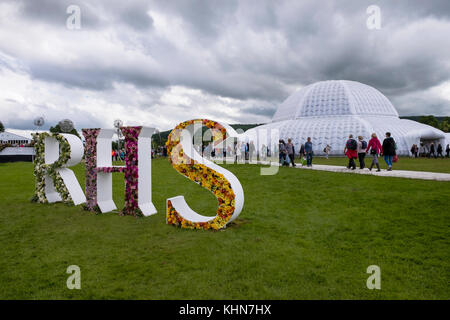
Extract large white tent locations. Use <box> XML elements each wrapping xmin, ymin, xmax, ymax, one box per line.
<box><xmin>0</xmin><ymin>131</ymin><xmax>31</xmax><ymax>145</ymax></box>
<box><xmin>245</xmin><ymin>80</ymin><xmax>446</xmax><ymax>156</ymax></box>
<box><xmin>445</xmin><ymin>133</ymin><xmax>450</xmax><ymax>149</ymax></box>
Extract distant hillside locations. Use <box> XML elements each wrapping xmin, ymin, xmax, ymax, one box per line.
<box><xmin>400</xmin><ymin>116</ymin><xmax>447</xmax><ymax>122</ymax></box>
<box><xmin>400</xmin><ymin>115</ymin><xmax>449</xmax><ymax>132</ymax></box>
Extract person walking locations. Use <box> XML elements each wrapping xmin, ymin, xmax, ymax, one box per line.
<box><xmin>300</xmin><ymin>143</ymin><xmax>305</xmax><ymax>157</ymax></box>
<box><xmin>279</xmin><ymin>139</ymin><xmax>288</xmax><ymax>166</ymax></box>
<box><xmin>261</xmin><ymin>144</ymin><xmax>267</xmax><ymax>161</ymax></box>
<box><xmin>304</xmin><ymin>137</ymin><xmax>313</xmax><ymax>167</ymax></box>
<box><xmin>357</xmin><ymin>136</ymin><xmax>367</xmax><ymax>169</ymax></box>
<box><xmin>286</xmin><ymin>139</ymin><xmax>296</xmax><ymax>167</ymax></box>
<box><xmin>422</xmin><ymin>144</ymin><xmax>429</xmax><ymax>157</ymax></box>
<box><xmin>240</xmin><ymin>142</ymin><xmax>246</xmax><ymax>162</ymax></box>
<box><xmin>429</xmin><ymin>143</ymin><xmax>436</xmax><ymax>158</ymax></box>
<box><xmin>382</xmin><ymin>132</ymin><xmax>396</xmax><ymax>171</ymax></box>
<box><xmin>366</xmin><ymin>133</ymin><xmax>382</xmax><ymax>172</ymax></box>
<box><xmin>235</xmin><ymin>142</ymin><xmax>241</xmax><ymax>162</ymax></box>
<box><xmin>344</xmin><ymin>134</ymin><xmax>357</xmax><ymax>170</ymax></box>
<box><xmin>446</xmin><ymin>144</ymin><xmax>450</xmax><ymax>158</ymax></box>
<box><xmin>249</xmin><ymin>141</ymin><xmax>256</xmax><ymax>162</ymax></box>
<box><xmin>323</xmin><ymin>144</ymin><xmax>331</xmax><ymax>159</ymax></box>
<box><xmin>410</xmin><ymin>144</ymin><xmax>418</xmax><ymax>158</ymax></box>
<box><xmin>245</xmin><ymin>142</ymin><xmax>250</xmax><ymax>161</ymax></box>
<box><xmin>437</xmin><ymin>143</ymin><xmax>443</xmax><ymax>158</ymax></box>
<box><xmin>299</xmin><ymin>143</ymin><xmax>306</xmax><ymax>166</ymax></box>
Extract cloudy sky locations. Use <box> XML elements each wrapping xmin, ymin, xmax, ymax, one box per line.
<box><xmin>1</xmin><ymin>0</ymin><xmax>449</xmax><ymax>135</ymax></box>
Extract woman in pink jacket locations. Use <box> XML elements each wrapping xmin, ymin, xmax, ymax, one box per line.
<box><xmin>366</xmin><ymin>133</ymin><xmax>382</xmax><ymax>172</ymax></box>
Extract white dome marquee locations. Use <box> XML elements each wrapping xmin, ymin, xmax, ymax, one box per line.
<box><xmin>272</xmin><ymin>80</ymin><xmax>398</xmax><ymax>121</ymax></box>
<box><xmin>245</xmin><ymin>80</ymin><xmax>446</xmax><ymax>156</ymax></box>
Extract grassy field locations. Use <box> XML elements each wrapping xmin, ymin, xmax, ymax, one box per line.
<box><xmin>0</xmin><ymin>158</ymin><xmax>449</xmax><ymax>299</ymax></box>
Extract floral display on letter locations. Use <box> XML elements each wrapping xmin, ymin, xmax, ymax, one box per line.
<box><xmin>82</xmin><ymin>128</ymin><xmax>101</xmax><ymax>212</ymax></box>
<box><xmin>121</xmin><ymin>126</ymin><xmax>142</xmax><ymax>217</ymax></box>
<box><xmin>82</xmin><ymin>126</ymin><xmax>143</xmax><ymax>217</ymax></box>
<box><xmin>166</xmin><ymin>119</ymin><xmax>236</xmax><ymax>230</ymax></box>
<box><xmin>31</xmin><ymin>132</ymin><xmax>74</xmax><ymax>204</ymax></box>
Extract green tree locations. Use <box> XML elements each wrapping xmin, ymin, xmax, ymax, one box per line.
<box><xmin>49</xmin><ymin>124</ymin><xmax>80</xmax><ymax>138</ymax></box>
<box><xmin>418</xmin><ymin>115</ymin><xmax>439</xmax><ymax>129</ymax></box>
<box><xmin>440</xmin><ymin>117</ymin><xmax>450</xmax><ymax>133</ymax></box>
<box><xmin>0</xmin><ymin>121</ymin><xmax>4</xmax><ymax>132</ymax></box>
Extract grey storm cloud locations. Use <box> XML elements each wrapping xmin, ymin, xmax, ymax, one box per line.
<box><xmin>13</xmin><ymin>0</ymin><xmax>100</xmax><ymax>28</ymax></box>
<box><xmin>1</xmin><ymin>99</ymin><xmax>103</xmax><ymax>130</ymax></box>
<box><xmin>9</xmin><ymin>0</ymin><xmax>155</xmax><ymax>30</ymax></box>
<box><xmin>0</xmin><ymin>0</ymin><xmax>449</xmax><ymax>132</ymax></box>
<box><xmin>29</xmin><ymin>60</ymin><xmax>169</xmax><ymax>91</ymax></box>
<box><xmin>9</xmin><ymin>0</ymin><xmax>450</xmax><ymax>97</ymax></box>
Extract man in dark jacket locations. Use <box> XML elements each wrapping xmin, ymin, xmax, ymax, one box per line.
<box><xmin>382</xmin><ymin>132</ymin><xmax>396</xmax><ymax>171</ymax></box>
<box><xmin>437</xmin><ymin>143</ymin><xmax>443</xmax><ymax>158</ymax></box>
<box><xmin>429</xmin><ymin>143</ymin><xmax>436</xmax><ymax>158</ymax></box>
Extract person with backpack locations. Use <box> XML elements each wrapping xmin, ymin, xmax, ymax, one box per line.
<box><xmin>357</xmin><ymin>136</ymin><xmax>367</xmax><ymax>169</ymax></box>
<box><xmin>366</xmin><ymin>133</ymin><xmax>382</xmax><ymax>172</ymax></box>
<box><xmin>344</xmin><ymin>134</ymin><xmax>357</xmax><ymax>170</ymax></box>
<box><xmin>381</xmin><ymin>132</ymin><xmax>396</xmax><ymax>171</ymax></box>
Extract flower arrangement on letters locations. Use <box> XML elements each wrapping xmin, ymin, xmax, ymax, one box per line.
<box><xmin>31</xmin><ymin>132</ymin><xmax>73</xmax><ymax>204</ymax></box>
<box><xmin>166</xmin><ymin>119</ymin><xmax>236</xmax><ymax>230</ymax></box>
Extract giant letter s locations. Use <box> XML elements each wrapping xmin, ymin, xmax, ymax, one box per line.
<box><xmin>166</xmin><ymin>119</ymin><xmax>244</xmax><ymax>230</ymax></box>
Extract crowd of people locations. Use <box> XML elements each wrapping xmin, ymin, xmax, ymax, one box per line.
<box><xmin>343</xmin><ymin>132</ymin><xmax>397</xmax><ymax>171</ymax></box>
<box><xmin>111</xmin><ymin>149</ymin><xmax>125</xmax><ymax>161</ymax></box>
<box><xmin>111</xmin><ymin>135</ymin><xmax>450</xmax><ymax>172</ymax></box>
<box><xmin>412</xmin><ymin>142</ymin><xmax>449</xmax><ymax>158</ymax></box>
<box><xmin>278</xmin><ymin>137</ymin><xmax>314</xmax><ymax>167</ymax></box>
<box><xmin>278</xmin><ymin>132</ymin><xmax>404</xmax><ymax>171</ymax></box>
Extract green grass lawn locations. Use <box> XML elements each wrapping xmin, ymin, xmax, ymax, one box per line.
<box><xmin>0</xmin><ymin>159</ymin><xmax>449</xmax><ymax>299</ymax></box>
<box><xmin>309</xmin><ymin>156</ymin><xmax>450</xmax><ymax>173</ymax></box>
